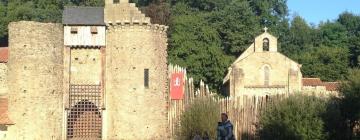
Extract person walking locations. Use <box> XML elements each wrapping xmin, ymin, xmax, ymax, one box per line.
<box><xmin>217</xmin><ymin>113</ymin><xmax>235</xmax><ymax>140</ymax></box>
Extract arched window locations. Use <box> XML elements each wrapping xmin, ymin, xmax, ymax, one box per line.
<box><xmin>263</xmin><ymin>38</ymin><xmax>269</xmax><ymax>51</ymax></box>
<box><xmin>264</xmin><ymin>66</ymin><xmax>270</xmax><ymax>86</ymax></box>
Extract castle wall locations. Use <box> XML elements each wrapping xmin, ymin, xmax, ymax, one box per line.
<box><xmin>6</xmin><ymin>21</ymin><xmax>64</xmax><ymax>140</ymax></box>
<box><xmin>70</xmin><ymin>48</ymin><xmax>102</xmax><ymax>85</ymax></box>
<box><xmin>0</xmin><ymin>63</ymin><xmax>7</xmax><ymax>96</ymax></box>
<box><xmin>104</xmin><ymin>24</ymin><xmax>168</xmax><ymax>139</ymax></box>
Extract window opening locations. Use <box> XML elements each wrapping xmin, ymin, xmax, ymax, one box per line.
<box><xmin>144</xmin><ymin>69</ymin><xmax>149</xmax><ymax>88</ymax></box>
<box><xmin>264</xmin><ymin>66</ymin><xmax>270</xmax><ymax>86</ymax></box>
<box><xmin>263</xmin><ymin>38</ymin><xmax>269</xmax><ymax>51</ymax></box>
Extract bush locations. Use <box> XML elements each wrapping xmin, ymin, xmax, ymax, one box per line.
<box><xmin>258</xmin><ymin>95</ymin><xmax>328</xmax><ymax>140</ymax></box>
<box><xmin>339</xmin><ymin>69</ymin><xmax>360</xmax><ymax>139</ymax></box>
<box><xmin>178</xmin><ymin>97</ymin><xmax>220</xmax><ymax>140</ymax></box>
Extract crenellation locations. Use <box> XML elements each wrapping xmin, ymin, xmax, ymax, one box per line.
<box><xmin>106</xmin><ymin>23</ymin><xmax>168</xmax><ymax>33</ymax></box>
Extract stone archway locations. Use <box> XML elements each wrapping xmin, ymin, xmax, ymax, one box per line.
<box><xmin>67</xmin><ymin>100</ymin><xmax>102</xmax><ymax>139</ymax></box>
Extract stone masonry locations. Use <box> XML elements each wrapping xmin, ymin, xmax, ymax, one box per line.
<box><xmin>1</xmin><ymin>1</ymin><xmax>169</xmax><ymax>139</ymax></box>
<box><xmin>6</xmin><ymin>21</ymin><xmax>64</xmax><ymax>140</ymax></box>
<box><xmin>104</xmin><ymin>24</ymin><xmax>168</xmax><ymax>139</ymax></box>
<box><xmin>0</xmin><ymin>63</ymin><xmax>7</xmax><ymax>96</ymax></box>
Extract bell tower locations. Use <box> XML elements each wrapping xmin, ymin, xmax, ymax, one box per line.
<box><xmin>254</xmin><ymin>27</ymin><xmax>278</xmax><ymax>52</ymax></box>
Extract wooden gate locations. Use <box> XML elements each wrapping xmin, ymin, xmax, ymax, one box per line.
<box><xmin>67</xmin><ymin>85</ymin><xmax>102</xmax><ymax>140</ymax></box>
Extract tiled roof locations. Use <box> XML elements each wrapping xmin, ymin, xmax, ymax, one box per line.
<box><xmin>63</xmin><ymin>7</ymin><xmax>105</xmax><ymax>25</ymax></box>
<box><xmin>245</xmin><ymin>85</ymin><xmax>286</xmax><ymax>88</ymax></box>
<box><xmin>0</xmin><ymin>97</ymin><xmax>14</xmax><ymax>125</ymax></box>
<box><xmin>324</xmin><ymin>82</ymin><xmax>339</xmax><ymax>91</ymax></box>
<box><xmin>302</xmin><ymin>78</ymin><xmax>323</xmax><ymax>86</ymax></box>
<box><xmin>0</xmin><ymin>47</ymin><xmax>8</xmax><ymax>63</ymax></box>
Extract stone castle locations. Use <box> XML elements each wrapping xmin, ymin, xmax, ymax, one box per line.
<box><xmin>1</xmin><ymin>0</ymin><xmax>169</xmax><ymax>139</ymax></box>
<box><xmin>0</xmin><ymin>1</ymin><xmax>339</xmax><ymax>140</ymax></box>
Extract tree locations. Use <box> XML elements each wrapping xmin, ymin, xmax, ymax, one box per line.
<box><xmin>170</xmin><ymin>0</ymin><xmax>231</xmax><ymax>11</ymax></box>
<box><xmin>139</xmin><ymin>0</ymin><xmax>170</xmax><ymax>25</ymax></box>
<box><xmin>339</xmin><ymin>69</ymin><xmax>360</xmax><ymax>139</ymax></box>
<box><xmin>247</xmin><ymin>0</ymin><xmax>288</xmax><ymax>34</ymax></box>
<box><xmin>209</xmin><ymin>0</ymin><xmax>261</xmax><ymax>55</ymax></box>
<box><xmin>295</xmin><ymin>46</ymin><xmax>349</xmax><ymax>81</ymax></box>
<box><xmin>0</xmin><ymin>1</ymin><xmax>8</xmax><ymax>42</ymax></box>
<box><xmin>130</xmin><ymin>0</ymin><xmax>155</xmax><ymax>7</ymax></box>
<box><xmin>0</xmin><ymin>0</ymin><xmax>104</xmax><ymax>44</ymax></box>
<box><xmin>338</xmin><ymin>12</ymin><xmax>360</xmax><ymax>67</ymax></box>
<box><xmin>168</xmin><ymin>3</ymin><xmax>233</xmax><ymax>91</ymax></box>
<box><xmin>318</xmin><ymin>22</ymin><xmax>348</xmax><ymax>48</ymax></box>
<box><xmin>259</xmin><ymin>95</ymin><xmax>328</xmax><ymax>140</ymax></box>
<box><xmin>67</xmin><ymin>0</ymin><xmax>104</xmax><ymax>6</ymax></box>
<box><xmin>281</xmin><ymin>16</ymin><xmax>314</xmax><ymax>56</ymax></box>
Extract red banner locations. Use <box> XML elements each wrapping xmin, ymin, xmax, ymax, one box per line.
<box><xmin>170</xmin><ymin>72</ymin><xmax>184</xmax><ymax>100</ymax></box>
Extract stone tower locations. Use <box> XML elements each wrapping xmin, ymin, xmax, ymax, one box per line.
<box><xmin>63</xmin><ymin>6</ymin><xmax>106</xmax><ymax>139</ymax></box>
<box><xmin>104</xmin><ymin>1</ymin><xmax>169</xmax><ymax>139</ymax></box>
<box><xmin>6</xmin><ymin>21</ymin><xmax>64</xmax><ymax>139</ymax></box>
<box><xmin>3</xmin><ymin>1</ymin><xmax>168</xmax><ymax>139</ymax></box>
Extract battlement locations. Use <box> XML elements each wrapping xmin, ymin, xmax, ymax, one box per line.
<box><xmin>106</xmin><ymin>22</ymin><xmax>168</xmax><ymax>33</ymax></box>
<box><xmin>104</xmin><ymin>2</ymin><xmax>160</xmax><ymax>27</ymax></box>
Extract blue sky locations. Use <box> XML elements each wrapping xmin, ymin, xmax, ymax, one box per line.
<box><xmin>287</xmin><ymin>0</ymin><xmax>360</xmax><ymax>25</ymax></box>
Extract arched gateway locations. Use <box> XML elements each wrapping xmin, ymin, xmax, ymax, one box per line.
<box><xmin>67</xmin><ymin>85</ymin><xmax>102</xmax><ymax>139</ymax></box>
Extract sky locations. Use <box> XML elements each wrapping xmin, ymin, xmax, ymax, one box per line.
<box><xmin>287</xmin><ymin>0</ymin><xmax>360</xmax><ymax>25</ymax></box>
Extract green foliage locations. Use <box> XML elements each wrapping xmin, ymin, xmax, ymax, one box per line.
<box><xmin>0</xmin><ymin>0</ymin><xmax>104</xmax><ymax>43</ymax></box>
<box><xmin>171</xmin><ymin>0</ymin><xmax>231</xmax><ymax>11</ymax></box>
<box><xmin>0</xmin><ymin>1</ymin><xmax>8</xmax><ymax>39</ymax></box>
<box><xmin>67</xmin><ymin>0</ymin><xmax>104</xmax><ymax>7</ymax></box>
<box><xmin>322</xmin><ymin>98</ymin><xmax>348</xmax><ymax>140</ymax></box>
<box><xmin>178</xmin><ymin>97</ymin><xmax>220</xmax><ymax>140</ymax></box>
<box><xmin>248</xmin><ymin>0</ymin><xmax>288</xmax><ymax>25</ymax></box>
<box><xmin>209</xmin><ymin>0</ymin><xmax>261</xmax><ymax>55</ymax></box>
<box><xmin>259</xmin><ymin>95</ymin><xmax>328</xmax><ymax>140</ymax></box>
<box><xmin>295</xmin><ymin>46</ymin><xmax>349</xmax><ymax>81</ymax></box>
<box><xmin>137</xmin><ymin>0</ymin><xmax>170</xmax><ymax>25</ymax></box>
<box><xmin>339</xmin><ymin>69</ymin><xmax>360</xmax><ymax>139</ymax></box>
<box><xmin>168</xmin><ymin>3</ymin><xmax>233</xmax><ymax>91</ymax></box>
<box><xmin>338</xmin><ymin>12</ymin><xmax>360</xmax><ymax>67</ymax></box>
<box><xmin>280</xmin><ymin>16</ymin><xmax>314</xmax><ymax>56</ymax></box>
<box><xmin>318</xmin><ymin>22</ymin><xmax>348</xmax><ymax>48</ymax></box>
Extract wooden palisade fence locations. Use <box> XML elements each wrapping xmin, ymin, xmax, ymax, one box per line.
<box><xmin>167</xmin><ymin>64</ymin><xmax>335</xmax><ymax>140</ymax></box>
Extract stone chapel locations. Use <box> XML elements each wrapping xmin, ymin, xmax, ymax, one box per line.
<box><xmin>223</xmin><ymin>28</ymin><xmax>303</xmax><ymax>96</ymax></box>
<box><xmin>223</xmin><ymin>28</ymin><xmax>339</xmax><ymax>97</ymax></box>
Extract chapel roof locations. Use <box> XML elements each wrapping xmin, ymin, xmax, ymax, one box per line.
<box><xmin>323</xmin><ymin>82</ymin><xmax>339</xmax><ymax>91</ymax></box>
<box><xmin>0</xmin><ymin>98</ymin><xmax>14</xmax><ymax>125</ymax></box>
<box><xmin>63</xmin><ymin>7</ymin><xmax>105</xmax><ymax>25</ymax></box>
<box><xmin>302</xmin><ymin>78</ymin><xmax>339</xmax><ymax>91</ymax></box>
<box><xmin>0</xmin><ymin>47</ymin><xmax>8</xmax><ymax>63</ymax></box>
<box><xmin>302</xmin><ymin>78</ymin><xmax>323</xmax><ymax>86</ymax></box>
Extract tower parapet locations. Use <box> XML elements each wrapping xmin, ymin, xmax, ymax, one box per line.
<box><xmin>104</xmin><ymin>1</ymin><xmax>168</xmax><ymax>139</ymax></box>
<box><xmin>104</xmin><ymin>1</ymin><xmax>165</xmax><ymax>28</ymax></box>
